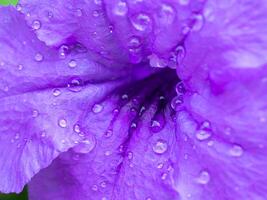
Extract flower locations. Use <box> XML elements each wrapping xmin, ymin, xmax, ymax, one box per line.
<box><xmin>0</xmin><ymin>0</ymin><xmax>267</xmax><ymax>200</ymax></box>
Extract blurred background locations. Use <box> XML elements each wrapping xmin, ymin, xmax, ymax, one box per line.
<box><xmin>0</xmin><ymin>187</ymin><xmax>28</xmax><ymax>200</ymax></box>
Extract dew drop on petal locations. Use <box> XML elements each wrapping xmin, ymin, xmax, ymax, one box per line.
<box><xmin>171</xmin><ymin>95</ymin><xmax>183</xmax><ymax>111</ymax></box>
<box><xmin>68</xmin><ymin>59</ymin><xmax>77</xmax><ymax>68</ymax></box>
<box><xmin>73</xmin><ymin>124</ymin><xmax>81</xmax><ymax>133</ymax></box>
<box><xmin>131</xmin><ymin>13</ymin><xmax>152</xmax><ymax>32</ymax></box>
<box><xmin>104</xmin><ymin>129</ymin><xmax>113</xmax><ymax>138</ymax></box>
<box><xmin>197</xmin><ymin>170</ymin><xmax>210</xmax><ymax>184</ymax></box>
<box><xmin>128</xmin><ymin>36</ymin><xmax>141</xmax><ymax>49</ymax></box>
<box><xmin>229</xmin><ymin>144</ymin><xmax>244</xmax><ymax>157</ymax></box>
<box><xmin>91</xmin><ymin>185</ymin><xmax>98</xmax><ymax>191</ymax></box>
<box><xmin>73</xmin><ymin>137</ymin><xmax>96</xmax><ymax>154</ymax></box>
<box><xmin>161</xmin><ymin>172</ymin><xmax>168</xmax><ymax>180</ymax></box>
<box><xmin>113</xmin><ymin>1</ymin><xmax>128</xmax><ymax>16</ymax></box>
<box><xmin>195</xmin><ymin>129</ymin><xmax>212</xmax><ymax>141</ymax></box>
<box><xmin>92</xmin><ymin>103</ymin><xmax>103</xmax><ymax>114</ymax></box>
<box><xmin>153</xmin><ymin>139</ymin><xmax>168</xmax><ymax>154</ymax></box>
<box><xmin>67</xmin><ymin>78</ymin><xmax>83</xmax><ymax>92</ymax></box>
<box><xmin>14</xmin><ymin>133</ymin><xmax>20</xmax><ymax>140</ymax></box>
<box><xmin>32</xmin><ymin>110</ymin><xmax>39</xmax><ymax>118</ymax></box>
<box><xmin>127</xmin><ymin>151</ymin><xmax>133</xmax><ymax>160</ymax></box>
<box><xmin>192</xmin><ymin>13</ymin><xmax>204</xmax><ymax>31</ymax></box>
<box><xmin>58</xmin><ymin>44</ymin><xmax>69</xmax><ymax>59</ymax></box>
<box><xmin>158</xmin><ymin>3</ymin><xmax>175</xmax><ymax>25</ymax></box>
<box><xmin>58</xmin><ymin>119</ymin><xmax>67</xmax><ymax>128</ymax></box>
<box><xmin>32</xmin><ymin>20</ymin><xmax>41</xmax><ymax>30</ymax></box>
<box><xmin>34</xmin><ymin>53</ymin><xmax>43</xmax><ymax>62</ymax></box>
<box><xmin>100</xmin><ymin>181</ymin><xmax>107</xmax><ymax>188</ymax></box>
<box><xmin>52</xmin><ymin>88</ymin><xmax>61</xmax><ymax>97</ymax></box>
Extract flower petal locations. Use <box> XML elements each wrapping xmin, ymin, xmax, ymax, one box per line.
<box><xmin>0</xmin><ymin>7</ymin><xmax>132</xmax><ymax>193</ymax></box>
<box><xmin>27</xmin><ymin>72</ymin><xmax>180</xmax><ymax>200</ymax></box>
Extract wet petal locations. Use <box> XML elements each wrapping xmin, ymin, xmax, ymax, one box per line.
<box><xmin>28</xmin><ymin>70</ymin><xmax>180</xmax><ymax>200</ymax></box>
<box><xmin>0</xmin><ymin>7</ymin><xmax>132</xmax><ymax>193</ymax></box>
<box><xmin>175</xmin><ymin>1</ymin><xmax>267</xmax><ymax>199</ymax></box>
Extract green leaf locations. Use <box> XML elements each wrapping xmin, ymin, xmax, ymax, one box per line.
<box><xmin>0</xmin><ymin>0</ymin><xmax>19</xmax><ymax>6</ymax></box>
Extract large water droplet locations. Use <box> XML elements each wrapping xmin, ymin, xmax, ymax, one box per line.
<box><xmin>58</xmin><ymin>119</ymin><xmax>67</xmax><ymax>128</ymax></box>
<box><xmin>92</xmin><ymin>103</ymin><xmax>103</xmax><ymax>114</ymax></box>
<box><xmin>32</xmin><ymin>20</ymin><xmax>41</xmax><ymax>30</ymax></box>
<box><xmin>131</xmin><ymin>13</ymin><xmax>152</xmax><ymax>32</ymax></box>
<box><xmin>113</xmin><ymin>1</ymin><xmax>128</xmax><ymax>16</ymax></box>
<box><xmin>73</xmin><ymin>137</ymin><xmax>96</xmax><ymax>154</ymax></box>
<box><xmin>229</xmin><ymin>144</ymin><xmax>243</xmax><ymax>157</ymax></box>
<box><xmin>34</xmin><ymin>53</ymin><xmax>43</xmax><ymax>62</ymax></box>
<box><xmin>153</xmin><ymin>139</ymin><xmax>168</xmax><ymax>154</ymax></box>
<box><xmin>67</xmin><ymin>78</ymin><xmax>83</xmax><ymax>92</ymax></box>
<box><xmin>197</xmin><ymin>170</ymin><xmax>210</xmax><ymax>184</ymax></box>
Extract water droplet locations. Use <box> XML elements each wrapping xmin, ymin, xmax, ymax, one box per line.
<box><xmin>32</xmin><ymin>110</ymin><xmax>39</xmax><ymax>117</ymax></box>
<box><xmin>40</xmin><ymin>131</ymin><xmax>46</xmax><ymax>138</ymax></box>
<box><xmin>73</xmin><ymin>137</ymin><xmax>96</xmax><ymax>154</ymax></box>
<box><xmin>148</xmin><ymin>54</ymin><xmax>168</xmax><ymax>68</ymax></box>
<box><xmin>158</xmin><ymin>4</ymin><xmax>175</xmax><ymax>25</ymax></box>
<box><xmin>92</xmin><ymin>10</ymin><xmax>100</xmax><ymax>17</ymax></box>
<box><xmin>192</xmin><ymin>13</ymin><xmax>204</xmax><ymax>31</ymax></box>
<box><xmin>67</xmin><ymin>78</ymin><xmax>83</xmax><ymax>92</ymax></box>
<box><xmin>100</xmin><ymin>181</ymin><xmax>106</xmax><ymax>188</ymax></box>
<box><xmin>128</xmin><ymin>36</ymin><xmax>141</xmax><ymax>50</ymax></box>
<box><xmin>104</xmin><ymin>129</ymin><xmax>113</xmax><ymax>138</ymax></box>
<box><xmin>73</xmin><ymin>124</ymin><xmax>81</xmax><ymax>133</ymax></box>
<box><xmin>157</xmin><ymin>163</ymin><xmax>164</xmax><ymax>169</ymax></box>
<box><xmin>68</xmin><ymin>59</ymin><xmax>77</xmax><ymax>68</ymax></box>
<box><xmin>75</xmin><ymin>8</ymin><xmax>83</xmax><ymax>17</ymax></box>
<box><xmin>16</xmin><ymin>4</ymin><xmax>22</xmax><ymax>11</ymax></box>
<box><xmin>171</xmin><ymin>95</ymin><xmax>183</xmax><ymax>111</ymax></box>
<box><xmin>58</xmin><ymin>119</ymin><xmax>67</xmax><ymax>128</ymax></box>
<box><xmin>52</xmin><ymin>89</ymin><xmax>61</xmax><ymax>97</ymax></box>
<box><xmin>91</xmin><ymin>185</ymin><xmax>98</xmax><ymax>191</ymax></box>
<box><xmin>195</xmin><ymin>129</ymin><xmax>212</xmax><ymax>141</ymax></box>
<box><xmin>176</xmin><ymin>82</ymin><xmax>186</xmax><ymax>94</ymax></box>
<box><xmin>121</xmin><ymin>94</ymin><xmax>128</xmax><ymax>100</ymax></box>
<box><xmin>17</xmin><ymin>64</ymin><xmax>23</xmax><ymax>71</ymax></box>
<box><xmin>131</xmin><ymin>122</ymin><xmax>137</xmax><ymax>129</ymax></box>
<box><xmin>150</xmin><ymin>120</ymin><xmax>163</xmax><ymax>133</ymax></box>
<box><xmin>92</xmin><ymin>103</ymin><xmax>103</xmax><ymax>114</ymax></box>
<box><xmin>105</xmin><ymin>150</ymin><xmax>111</xmax><ymax>156</ymax></box>
<box><xmin>146</xmin><ymin>197</ymin><xmax>152</xmax><ymax>200</ymax></box>
<box><xmin>14</xmin><ymin>133</ymin><xmax>20</xmax><ymax>140</ymax></box>
<box><xmin>34</xmin><ymin>53</ymin><xmax>43</xmax><ymax>62</ymax></box>
<box><xmin>169</xmin><ymin>45</ymin><xmax>186</xmax><ymax>68</ymax></box>
<box><xmin>113</xmin><ymin>1</ymin><xmax>128</xmax><ymax>16</ymax></box>
<box><xmin>229</xmin><ymin>144</ymin><xmax>243</xmax><ymax>157</ymax></box>
<box><xmin>127</xmin><ymin>151</ymin><xmax>133</xmax><ymax>160</ymax></box>
<box><xmin>130</xmin><ymin>13</ymin><xmax>152</xmax><ymax>32</ymax></box>
<box><xmin>161</xmin><ymin>172</ymin><xmax>168</xmax><ymax>180</ymax></box>
<box><xmin>32</xmin><ymin>20</ymin><xmax>41</xmax><ymax>30</ymax></box>
<box><xmin>196</xmin><ymin>121</ymin><xmax>212</xmax><ymax>141</ymax></box>
<box><xmin>58</xmin><ymin>44</ymin><xmax>69</xmax><ymax>59</ymax></box>
<box><xmin>197</xmin><ymin>170</ymin><xmax>210</xmax><ymax>184</ymax></box>
<box><xmin>153</xmin><ymin>139</ymin><xmax>168</xmax><ymax>154</ymax></box>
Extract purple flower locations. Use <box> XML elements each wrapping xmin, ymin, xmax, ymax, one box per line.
<box><xmin>0</xmin><ymin>0</ymin><xmax>267</xmax><ymax>199</ymax></box>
